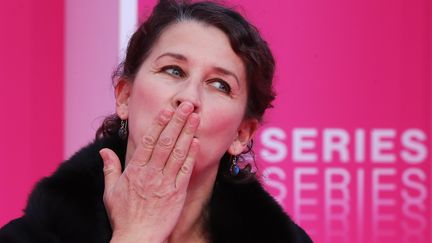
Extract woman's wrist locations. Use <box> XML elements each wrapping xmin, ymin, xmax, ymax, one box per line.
<box><xmin>110</xmin><ymin>231</ymin><xmax>165</xmax><ymax>243</ymax></box>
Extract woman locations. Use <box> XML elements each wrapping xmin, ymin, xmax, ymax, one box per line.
<box><xmin>0</xmin><ymin>0</ymin><xmax>312</xmax><ymax>242</ymax></box>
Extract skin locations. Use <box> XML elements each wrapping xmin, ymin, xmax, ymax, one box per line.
<box><xmin>99</xmin><ymin>20</ymin><xmax>258</xmax><ymax>243</ymax></box>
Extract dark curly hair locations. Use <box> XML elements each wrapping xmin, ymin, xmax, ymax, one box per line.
<box><xmin>96</xmin><ymin>0</ymin><xmax>276</xmax><ymax>181</ymax></box>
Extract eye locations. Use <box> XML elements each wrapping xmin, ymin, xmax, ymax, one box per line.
<box><xmin>161</xmin><ymin>65</ymin><xmax>186</xmax><ymax>78</ymax></box>
<box><xmin>209</xmin><ymin>79</ymin><xmax>232</xmax><ymax>94</ymax></box>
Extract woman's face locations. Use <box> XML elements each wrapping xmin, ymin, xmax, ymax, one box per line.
<box><xmin>116</xmin><ymin>21</ymin><xmax>257</xmax><ymax>175</ymax></box>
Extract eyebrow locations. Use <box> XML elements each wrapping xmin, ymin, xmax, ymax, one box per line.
<box><xmin>155</xmin><ymin>52</ymin><xmax>240</xmax><ymax>87</ymax></box>
<box><xmin>156</xmin><ymin>52</ymin><xmax>187</xmax><ymax>62</ymax></box>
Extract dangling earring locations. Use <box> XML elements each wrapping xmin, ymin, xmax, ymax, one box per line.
<box><xmin>118</xmin><ymin>119</ymin><xmax>128</xmax><ymax>140</ymax></box>
<box><xmin>230</xmin><ymin>154</ymin><xmax>240</xmax><ymax>176</ymax></box>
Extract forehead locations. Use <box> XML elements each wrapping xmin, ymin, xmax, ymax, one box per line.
<box><xmin>147</xmin><ymin>21</ymin><xmax>246</xmax><ymax>80</ymax></box>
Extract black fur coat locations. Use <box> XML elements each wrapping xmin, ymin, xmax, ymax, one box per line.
<box><xmin>0</xmin><ymin>135</ymin><xmax>312</xmax><ymax>243</ymax></box>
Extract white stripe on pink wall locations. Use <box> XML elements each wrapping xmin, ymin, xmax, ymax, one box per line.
<box><xmin>65</xmin><ymin>0</ymin><xmax>120</xmax><ymax>158</ymax></box>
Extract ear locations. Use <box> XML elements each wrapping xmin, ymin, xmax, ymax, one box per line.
<box><xmin>228</xmin><ymin>118</ymin><xmax>259</xmax><ymax>155</ymax></box>
<box><xmin>115</xmin><ymin>79</ymin><xmax>132</xmax><ymax>120</ymax></box>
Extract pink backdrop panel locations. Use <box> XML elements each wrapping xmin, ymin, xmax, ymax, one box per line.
<box><xmin>0</xmin><ymin>1</ymin><xmax>429</xmax><ymax>243</ymax></box>
<box><xmin>0</xmin><ymin>0</ymin><xmax>120</xmax><ymax>229</ymax></box>
<box><xmin>0</xmin><ymin>0</ymin><xmax>64</xmax><ymax>226</ymax></box>
<box><xmin>139</xmin><ymin>1</ymin><xmax>431</xmax><ymax>243</ymax></box>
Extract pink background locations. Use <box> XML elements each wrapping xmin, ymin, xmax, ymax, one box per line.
<box><xmin>0</xmin><ymin>0</ymin><xmax>64</xmax><ymax>229</ymax></box>
<box><xmin>1</xmin><ymin>0</ymin><xmax>430</xmax><ymax>242</ymax></box>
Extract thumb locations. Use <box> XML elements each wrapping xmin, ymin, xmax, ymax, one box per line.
<box><xmin>99</xmin><ymin>148</ymin><xmax>122</xmax><ymax>192</ymax></box>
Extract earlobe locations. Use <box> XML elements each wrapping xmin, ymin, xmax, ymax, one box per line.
<box><xmin>228</xmin><ymin>118</ymin><xmax>259</xmax><ymax>155</ymax></box>
<box><xmin>115</xmin><ymin>79</ymin><xmax>132</xmax><ymax>120</ymax></box>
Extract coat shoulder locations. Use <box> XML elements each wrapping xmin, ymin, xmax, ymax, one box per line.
<box><xmin>0</xmin><ymin>137</ymin><xmax>122</xmax><ymax>242</ymax></box>
<box><xmin>209</xmin><ymin>177</ymin><xmax>313</xmax><ymax>243</ymax></box>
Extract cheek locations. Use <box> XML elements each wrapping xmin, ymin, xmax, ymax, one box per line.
<box><xmin>204</xmin><ymin>111</ymin><xmax>240</xmax><ymax>137</ymax></box>
<box><xmin>197</xmin><ymin>105</ymin><xmax>244</xmax><ymax>166</ymax></box>
<box><xmin>127</xmin><ymin>82</ymin><xmax>170</xmax><ymax>147</ymax></box>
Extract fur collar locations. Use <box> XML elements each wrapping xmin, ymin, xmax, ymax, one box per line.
<box><xmin>0</xmin><ymin>135</ymin><xmax>312</xmax><ymax>243</ymax></box>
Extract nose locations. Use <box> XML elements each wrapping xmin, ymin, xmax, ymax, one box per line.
<box><xmin>172</xmin><ymin>80</ymin><xmax>201</xmax><ymax>113</ymax></box>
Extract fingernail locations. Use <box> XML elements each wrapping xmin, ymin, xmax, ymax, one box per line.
<box><xmin>99</xmin><ymin>149</ymin><xmax>107</xmax><ymax>160</ymax></box>
<box><xmin>191</xmin><ymin>138</ymin><xmax>200</xmax><ymax>148</ymax></box>
<box><xmin>99</xmin><ymin>150</ymin><xmax>112</xmax><ymax>167</ymax></box>
<box><xmin>180</xmin><ymin>102</ymin><xmax>194</xmax><ymax>114</ymax></box>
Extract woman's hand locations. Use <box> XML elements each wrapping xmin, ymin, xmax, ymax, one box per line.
<box><xmin>99</xmin><ymin>102</ymin><xmax>200</xmax><ymax>243</ymax></box>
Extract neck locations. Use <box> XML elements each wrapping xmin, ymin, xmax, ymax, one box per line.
<box><xmin>166</xmin><ymin>164</ymin><xmax>219</xmax><ymax>243</ymax></box>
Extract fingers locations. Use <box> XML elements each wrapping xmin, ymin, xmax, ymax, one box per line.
<box><xmin>146</xmin><ymin>102</ymin><xmax>195</xmax><ymax>170</ymax></box>
<box><xmin>163</xmin><ymin>112</ymin><xmax>200</xmax><ymax>177</ymax></box>
<box><xmin>127</xmin><ymin>101</ymin><xmax>199</xmax><ymax>188</ymax></box>
<box><xmin>100</xmin><ymin>148</ymin><xmax>122</xmax><ymax>192</ymax></box>
<box><xmin>175</xmin><ymin>138</ymin><xmax>199</xmax><ymax>190</ymax></box>
<box><xmin>128</xmin><ymin>108</ymin><xmax>174</xmax><ymax>166</ymax></box>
